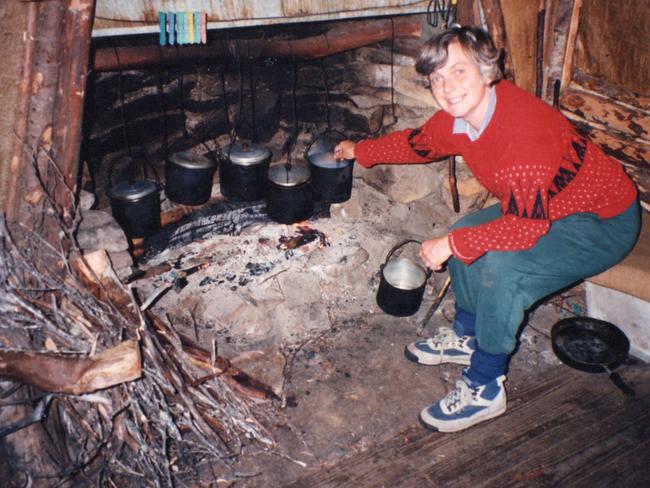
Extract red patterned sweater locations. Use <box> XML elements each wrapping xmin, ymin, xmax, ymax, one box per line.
<box><xmin>355</xmin><ymin>80</ymin><xmax>637</xmax><ymax>265</ymax></box>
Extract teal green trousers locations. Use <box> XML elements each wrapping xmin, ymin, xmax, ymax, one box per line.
<box><xmin>448</xmin><ymin>201</ymin><xmax>641</xmax><ymax>355</ymax></box>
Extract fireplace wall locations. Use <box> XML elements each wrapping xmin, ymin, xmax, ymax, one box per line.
<box><xmin>82</xmin><ymin>15</ymin><xmax>468</xmax><ymax>209</ymax></box>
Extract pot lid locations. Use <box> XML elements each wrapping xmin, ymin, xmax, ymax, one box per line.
<box><xmin>168</xmin><ymin>151</ymin><xmax>214</xmax><ymax>169</ymax></box>
<box><xmin>225</xmin><ymin>141</ymin><xmax>271</xmax><ymax>166</ymax></box>
<box><xmin>109</xmin><ymin>180</ymin><xmax>158</xmax><ymax>202</ymax></box>
<box><xmin>308</xmin><ymin>151</ymin><xmax>353</xmax><ymax>169</ymax></box>
<box><xmin>268</xmin><ymin>163</ymin><xmax>311</xmax><ymax>187</ymax></box>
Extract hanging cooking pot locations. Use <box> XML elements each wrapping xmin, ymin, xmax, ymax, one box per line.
<box><xmin>220</xmin><ymin>141</ymin><xmax>271</xmax><ymax>201</ymax></box>
<box><xmin>165</xmin><ymin>151</ymin><xmax>216</xmax><ymax>205</ymax></box>
<box><xmin>305</xmin><ymin>130</ymin><xmax>354</xmax><ymax>204</ymax></box>
<box><xmin>551</xmin><ymin>316</ymin><xmax>635</xmax><ymax>397</ymax></box>
<box><xmin>377</xmin><ymin>240</ymin><xmax>431</xmax><ymax>317</ymax></box>
<box><xmin>109</xmin><ymin>179</ymin><xmax>161</xmax><ymax>239</ymax></box>
<box><xmin>266</xmin><ymin>163</ymin><xmax>314</xmax><ymax>224</ymax></box>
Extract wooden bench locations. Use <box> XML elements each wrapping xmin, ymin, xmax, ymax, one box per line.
<box><xmin>585</xmin><ymin>210</ymin><xmax>650</xmax><ymax>362</ymax></box>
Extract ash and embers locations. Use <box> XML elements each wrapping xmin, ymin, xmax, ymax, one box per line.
<box><xmin>134</xmin><ymin>175</ymin><xmax>454</xmax><ymax>359</ymax></box>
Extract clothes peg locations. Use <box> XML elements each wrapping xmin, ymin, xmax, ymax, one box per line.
<box><xmin>201</xmin><ymin>12</ymin><xmax>208</xmax><ymax>44</ymax></box>
<box><xmin>185</xmin><ymin>12</ymin><xmax>194</xmax><ymax>44</ymax></box>
<box><xmin>194</xmin><ymin>11</ymin><xmax>201</xmax><ymax>44</ymax></box>
<box><xmin>168</xmin><ymin>12</ymin><xmax>176</xmax><ymax>45</ymax></box>
<box><xmin>177</xmin><ymin>12</ymin><xmax>183</xmax><ymax>45</ymax></box>
<box><xmin>188</xmin><ymin>11</ymin><xmax>195</xmax><ymax>44</ymax></box>
<box><xmin>158</xmin><ymin>12</ymin><xmax>166</xmax><ymax>46</ymax></box>
<box><xmin>177</xmin><ymin>12</ymin><xmax>184</xmax><ymax>45</ymax></box>
<box><xmin>184</xmin><ymin>12</ymin><xmax>190</xmax><ymax>44</ymax></box>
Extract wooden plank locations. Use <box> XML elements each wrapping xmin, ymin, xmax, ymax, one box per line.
<box><xmin>569</xmin><ymin>71</ymin><xmax>650</xmax><ymax>112</ymax></box>
<box><xmin>560</xmin><ymin>84</ymin><xmax>650</xmax><ymax>141</ymax></box>
<box><xmin>289</xmin><ymin>365</ymin><xmax>650</xmax><ymax>488</ymax></box>
<box><xmin>500</xmin><ymin>0</ymin><xmax>540</xmax><ymax>93</ymax></box>
<box><xmin>541</xmin><ymin>0</ymin><xmax>574</xmax><ymax>103</ymax></box>
<box><xmin>478</xmin><ymin>384</ymin><xmax>650</xmax><ymax>485</ymax></box>
<box><xmin>560</xmin><ymin>0</ymin><xmax>581</xmax><ymax>92</ymax></box>
<box><xmin>573</xmin><ymin>0</ymin><xmax>650</xmax><ymax>94</ymax></box>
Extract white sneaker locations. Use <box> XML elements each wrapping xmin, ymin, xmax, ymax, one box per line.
<box><xmin>419</xmin><ymin>375</ymin><xmax>507</xmax><ymax>432</ymax></box>
<box><xmin>404</xmin><ymin>327</ymin><xmax>475</xmax><ymax>366</ymax></box>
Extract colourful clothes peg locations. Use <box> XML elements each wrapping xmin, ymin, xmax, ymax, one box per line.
<box><xmin>176</xmin><ymin>12</ymin><xmax>185</xmax><ymax>45</ymax></box>
<box><xmin>158</xmin><ymin>11</ymin><xmax>166</xmax><ymax>46</ymax></box>
<box><xmin>188</xmin><ymin>11</ymin><xmax>195</xmax><ymax>44</ymax></box>
<box><xmin>194</xmin><ymin>11</ymin><xmax>201</xmax><ymax>44</ymax></box>
<box><xmin>168</xmin><ymin>12</ymin><xmax>176</xmax><ymax>45</ymax></box>
<box><xmin>201</xmin><ymin>12</ymin><xmax>208</xmax><ymax>44</ymax></box>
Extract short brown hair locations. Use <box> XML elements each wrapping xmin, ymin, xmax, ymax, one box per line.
<box><xmin>416</xmin><ymin>25</ymin><xmax>502</xmax><ymax>85</ymax></box>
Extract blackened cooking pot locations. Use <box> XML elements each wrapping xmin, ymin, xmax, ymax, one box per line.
<box><xmin>266</xmin><ymin>163</ymin><xmax>314</xmax><ymax>224</ymax></box>
<box><xmin>307</xmin><ymin>152</ymin><xmax>354</xmax><ymax>204</ymax></box>
<box><xmin>305</xmin><ymin>131</ymin><xmax>354</xmax><ymax>204</ymax></box>
<box><xmin>165</xmin><ymin>151</ymin><xmax>216</xmax><ymax>205</ymax></box>
<box><xmin>220</xmin><ymin>141</ymin><xmax>271</xmax><ymax>201</ymax></box>
<box><xmin>109</xmin><ymin>180</ymin><xmax>161</xmax><ymax>239</ymax></box>
<box><xmin>376</xmin><ymin>240</ymin><xmax>430</xmax><ymax>317</ymax></box>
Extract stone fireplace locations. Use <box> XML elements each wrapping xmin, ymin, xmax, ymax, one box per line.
<box><xmin>78</xmin><ymin>14</ymin><xmax>492</xmax><ymax>379</ymax></box>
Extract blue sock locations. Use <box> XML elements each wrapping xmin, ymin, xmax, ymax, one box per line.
<box><xmin>453</xmin><ymin>307</ymin><xmax>476</xmax><ymax>337</ymax></box>
<box><xmin>464</xmin><ymin>346</ymin><xmax>508</xmax><ymax>385</ymax></box>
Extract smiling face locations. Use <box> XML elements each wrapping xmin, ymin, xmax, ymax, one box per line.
<box><xmin>429</xmin><ymin>41</ymin><xmax>492</xmax><ymax>130</ymax></box>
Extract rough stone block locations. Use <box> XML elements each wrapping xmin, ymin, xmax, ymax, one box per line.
<box><xmin>77</xmin><ymin>209</ymin><xmax>130</xmax><ymax>252</ymax></box>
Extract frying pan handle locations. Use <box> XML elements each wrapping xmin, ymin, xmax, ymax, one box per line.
<box><xmin>609</xmin><ymin>371</ymin><xmax>636</xmax><ymax>397</ymax></box>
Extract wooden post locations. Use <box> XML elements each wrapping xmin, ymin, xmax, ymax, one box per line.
<box><xmin>535</xmin><ymin>0</ymin><xmax>546</xmax><ymax>98</ymax></box>
<box><xmin>5</xmin><ymin>1</ymin><xmax>65</xmax><ymax>230</ymax></box>
<box><xmin>480</xmin><ymin>0</ymin><xmax>515</xmax><ymax>81</ymax></box>
<box><xmin>4</xmin><ymin>0</ymin><xmax>95</xmax><ymax>245</ymax></box>
<box><xmin>51</xmin><ymin>0</ymin><xmax>96</xmax><ymax>224</ymax></box>
<box><xmin>560</xmin><ymin>0</ymin><xmax>583</xmax><ymax>92</ymax></box>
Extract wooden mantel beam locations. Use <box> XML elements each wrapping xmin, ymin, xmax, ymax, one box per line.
<box><xmin>93</xmin><ymin>17</ymin><xmax>422</xmax><ymax>72</ymax></box>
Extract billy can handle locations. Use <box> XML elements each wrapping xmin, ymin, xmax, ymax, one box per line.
<box><xmin>381</xmin><ymin>239</ymin><xmax>431</xmax><ymax>277</ymax></box>
<box><xmin>304</xmin><ymin>129</ymin><xmax>350</xmax><ymax>160</ymax></box>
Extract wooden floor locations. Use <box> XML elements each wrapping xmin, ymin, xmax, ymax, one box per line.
<box><xmin>288</xmin><ymin>362</ymin><xmax>650</xmax><ymax>487</ymax></box>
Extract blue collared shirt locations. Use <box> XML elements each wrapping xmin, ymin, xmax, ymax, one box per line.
<box><xmin>452</xmin><ymin>86</ymin><xmax>497</xmax><ymax>141</ymax></box>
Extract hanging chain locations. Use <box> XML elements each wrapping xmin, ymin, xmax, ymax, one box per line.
<box><xmin>286</xmin><ymin>58</ymin><xmax>299</xmax><ymax>166</ymax></box>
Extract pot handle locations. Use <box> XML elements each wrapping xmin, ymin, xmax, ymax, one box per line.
<box><xmin>304</xmin><ymin>129</ymin><xmax>350</xmax><ymax>160</ymax></box>
<box><xmin>382</xmin><ymin>239</ymin><xmax>431</xmax><ymax>277</ymax></box>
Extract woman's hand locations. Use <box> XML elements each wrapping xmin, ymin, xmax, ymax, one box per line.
<box><xmin>420</xmin><ymin>236</ymin><xmax>453</xmax><ymax>271</ymax></box>
<box><xmin>333</xmin><ymin>140</ymin><xmax>356</xmax><ymax>160</ymax></box>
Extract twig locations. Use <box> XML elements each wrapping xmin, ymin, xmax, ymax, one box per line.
<box><xmin>418</xmin><ymin>275</ymin><xmax>452</xmax><ymax>334</ymax></box>
<box><xmin>0</xmin><ymin>394</ymin><xmax>53</xmax><ymax>438</ymax></box>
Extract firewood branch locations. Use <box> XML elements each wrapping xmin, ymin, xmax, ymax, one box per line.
<box><xmin>0</xmin><ymin>340</ymin><xmax>141</xmax><ymax>395</ymax></box>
